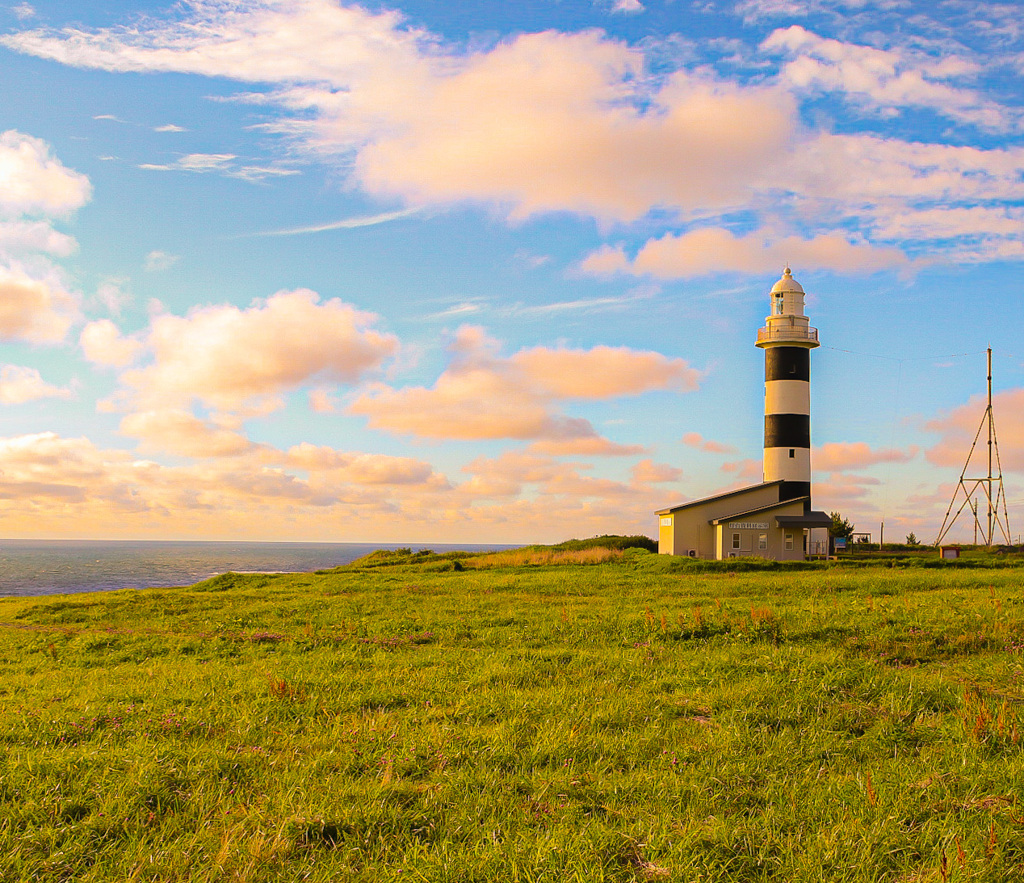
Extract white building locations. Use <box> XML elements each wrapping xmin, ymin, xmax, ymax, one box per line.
<box><xmin>657</xmin><ymin>268</ymin><xmax>831</xmax><ymax>560</ymax></box>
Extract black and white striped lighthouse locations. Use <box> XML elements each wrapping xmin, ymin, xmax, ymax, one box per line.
<box><xmin>756</xmin><ymin>267</ymin><xmax>819</xmax><ymax>504</ymax></box>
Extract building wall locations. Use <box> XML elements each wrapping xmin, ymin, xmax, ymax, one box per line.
<box><xmin>659</xmin><ymin>484</ymin><xmax>781</xmax><ymax>559</ymax></box>
<box><xmin>715</xmin><ymin>500</ymin><xmax>809</xmax><ymax>561</ymax></box>
<box><xmin>658</xmin><ymin>514</ymin><xmax>675</xmax><ymax>556</ymax></box>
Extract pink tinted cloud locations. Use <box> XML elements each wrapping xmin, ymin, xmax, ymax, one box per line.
<box><xmin>461</xmin><ymin>450</ymin><xmax>642</xmax><ymax>502</ymax></box>
<box><xmin>285</xmin><ymin>442</ymin><xmax>445</xmax><ymax>487</ymax></box>
<box><xmin>0</xmin><ymin>264</ymin><xmax>78</xmax><ymax>343</ymax></box>
<box><xmin>80</xmin><ymin>319</ymin><xmax>142</xmax><ymax>367</ymax></box>
<box><xmin>308</xmin><ymin>389</ymin><xmax>336</xmax><ymax>413</ymax></box>
<box><xmin>350</xmin><ymin>371</ymin><xmax>583</xmax><ymax>440</ymax></box>
<box><xmin>631</xmin><ymin>459</ymin><xmax>682</xmax><ymax>484</ymax></box>
<box><xmin>6</xmin><ymin>9</ymin><xmax>794</xmax><ymax>223</ymax></box>
<box><xmin>813</xmin><ymin>441</ymin><xmax>918</xmax><ymax>472</ymax></box>
<box><xmin>926</xmin><ymin>388</ymin><xmax>1024</xmax><ymax>472</ymax></box>
<box><xmin>350</xmin><ymin>326</ymin><xmax>698</xmax><ymax>443</ymax></box>
<box><xmin>119</xmin><ymin>409</ymin><xmax>257</xmax><ymax>458</ymax></box>
<box><xmin>0</xmin><ymin>431</ymin><xmax>669</xmax><ymax>541</ymax></box>
<box><xmin>813</xmin><ymin>473</ymin><xmax>881</xmax><ymax>516</ymax></box>
<box><xmin>682</xmin><ymin>432</ymin><xmax>735</xmax><ymax>454</ymax></box>
<box><xmin>512</xmin><ymin>345</ymin><xmax>699</xmax><ymax>397</ymax></box>
<box><xmin>356</xmin><ymin>31</ymin><xmax>795</xmax><ymax>221</ymax></box>
<box><xmin>121</xmin><ymin>289</ymin><xmax>397</xmax><ymax>414</ymax></box>
<box><xmin>0</xmin><ymin>364</ymin><xmax>71</xmax><ymax>404</ymax></box>
<box><xmin>10</xmin><ymin>3</ymin><xmax>1024</xmax><ymax>266</ymax></box>
<box><xmin>720</xmin><ymin>458</ymin><xmax>762</xmax><ymax>480</ymax></box>
<box><xmin>581</xmin><ymin>227</ymin><xmax>907</xmax><ymax>279</ymax></box>
<box><xmin>529</xmin><ymin>437</ymin><xmax>645</xmax><ymax>456</ymax></box>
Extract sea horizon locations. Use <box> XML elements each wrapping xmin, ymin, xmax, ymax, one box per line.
<box><xmin>0</xmin><ymin>538</ymin><xmax>520</xmax><ymax>597</ymax></box>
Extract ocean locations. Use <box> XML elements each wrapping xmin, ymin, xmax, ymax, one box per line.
<box><xmin>0</xmin><ymin>539</ymin><xmax>516</xmax><ymax>597</ymax></box>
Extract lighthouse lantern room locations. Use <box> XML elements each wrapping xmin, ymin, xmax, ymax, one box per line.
<box><xmin>656</xmin><ymin>268</ymin><xmax>831</xmax><ymax>560</ymax></box>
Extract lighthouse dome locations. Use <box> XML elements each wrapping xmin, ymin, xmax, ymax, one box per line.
<box><xmin>770</xmin><ymin>267</ymin><xmax>804</xmax><ymax>295</ymax></box>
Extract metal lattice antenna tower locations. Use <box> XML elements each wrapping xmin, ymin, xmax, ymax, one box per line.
<box><xmin>935</xmin><ymin>348</ymin><xmax>1011</xmax><ymax>547</ymax></box>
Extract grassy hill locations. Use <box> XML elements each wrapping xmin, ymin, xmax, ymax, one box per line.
<box><xmin>2</xmin><ymin>548</ymin><xmax>1023</xmax><ymax>881</ymax></box>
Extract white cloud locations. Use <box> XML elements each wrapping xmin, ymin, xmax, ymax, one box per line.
<box><xmin>612</xmin><ymin>0</ymin><xmax>645</xmax><ymax>14</ymax></box>
<box><xmin>0</xmin><ymin>220</ymin><xmax>76</xmax><ymax>257</ymax></box>
<box><xmin>505</xmin><ymin>293</ymin><xmax>646</xmax><ymax>317</ymax></box>
<box><xmin>0</xmin><ymin>364</ymin><xmax>71</xmax><ymax>404</ymax></box>
<box><xmin>1</xmin><ymin>5</ymin><xmax>796</xmax><ymax>223</ymax></box>
<box><xmin>251</xmin><ymin>207</ymin><xmax>421</xmax><ymax>236</ymax></box>
<box><xmin>0</xmin><ymin>133</ymin><xmax>87</xmax><ymax>344</ymax></box>
<box><xmin>762</xmin><ymin>26</ymin><xmax>1008</xmax><ymax>130</ymax></box>
<box><xmin>139</xmin><ymin>153</ymin><xmax>236</xmax><ymax>173</ymax></box>
<box><xmin>0</xmin><ymin>130</ymin><xmax>91</xmax><ymax>217</ymax></box>
<box><xmin>96</xmin><ymin>279</ymin><xmax>131</xmax><ymax>314</ymax></box>
<box><xmin>2</xmin><ymin>0</ymin><xmax>426</xmax><ymax>83</ymax></box>
<box><xmin>144</xmin><ymin>250</ymin><xmax>179</xmax><ymax>271</ymax></box>
<box><xmin>229</xmin><ymin>164</ymin><xmax>300</xmax><ymax>182</ymax></box>
<box><xmin>5</xmin><ymin>2</ymin><xmax>1024</xmax><ymax>270</ymax></box>
<box><xmin>153</xmin><ymin>123</ymin><xmax>186</xmax><ymax>132</ymax></box>
<box><xmin>138</xmin><ymin>152</ymin><xmax>298</xmax><ymax>181</ymax></box>
<box><xmin>868</xmin><ymin>206</ymin><xmax>1024</xmax><ymax>244</ymax></box>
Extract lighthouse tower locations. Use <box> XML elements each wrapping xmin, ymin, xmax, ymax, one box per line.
<box><xmin>756</xmin><ymin>267</ymin><xmax>819</xmax><ymax>505</ymax></box>
<box><xmin>655</xmin><ymin>267</ymin><xmax>831</xmax><ymax>559</ymax></box>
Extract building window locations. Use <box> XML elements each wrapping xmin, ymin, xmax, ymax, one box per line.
<box><xmin>732</xmin><ymin>533</ymin><xmax>741</xmax><ymax>550</ymax></box>
<box><xmin>785</xmin><ymin>533</ymin><xmax>794</xmax><ymax>551</ymax></box>
<box><xmin>789</xmin><ymin>449</ymin><xmax>795</xmax><ymax>458</ymax></box>
<box><xmin>758</xmin><ymin>534</ymin><xmax>767</xmax><ymax>550</ymax></box>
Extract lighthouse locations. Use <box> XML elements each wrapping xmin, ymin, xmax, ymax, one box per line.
<box><xmin>756</xmin><ymin>267</ymin><xmax>819</xmax><ymax>507</ymax></box>
<box><xmin>655</xmin><ymin>268</ymin><xmax>831</xmax><ymax>559</ymax></box>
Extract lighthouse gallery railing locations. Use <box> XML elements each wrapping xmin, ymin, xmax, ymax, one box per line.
<box><xmin>756</xmin><ymin>327</ymin><xmax>819</xmax><ymax>344</ymax></box>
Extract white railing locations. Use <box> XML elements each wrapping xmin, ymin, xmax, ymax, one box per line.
<box><xmin>757</xmin><ymin>326</ymin><xmax>819</xmax><ymax>344</ymax></box>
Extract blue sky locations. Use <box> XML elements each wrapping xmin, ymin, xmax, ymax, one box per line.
<box><xmin>0</xmin><ymin>0</ymin><xmax>1022</xmax><ymax>543</ymax></box>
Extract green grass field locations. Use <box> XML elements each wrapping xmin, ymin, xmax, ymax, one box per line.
<box><xmin>2</xmin><ymin>549</ymin><xmax>1023</xmax><ymax>881</ymax></box>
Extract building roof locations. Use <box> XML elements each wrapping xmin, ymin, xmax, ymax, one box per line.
<box><xmin>709</xmin><ymin>496</ymin><xmax>810</xmax><ymax>525</ymax></box>
<box><xmin>776</xmin><ymin>511</ymin><xmax>832</xmax><ymax>529</ymax></box>
<box><xmin>656</xmin><ymin>480</ymin><xmax>782</xmax><ymax>516</ymax></box>
<box><xmin>770</xmin><ymin>266</ymin><xmax>805</xmax><ymax>295</ymax></box>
